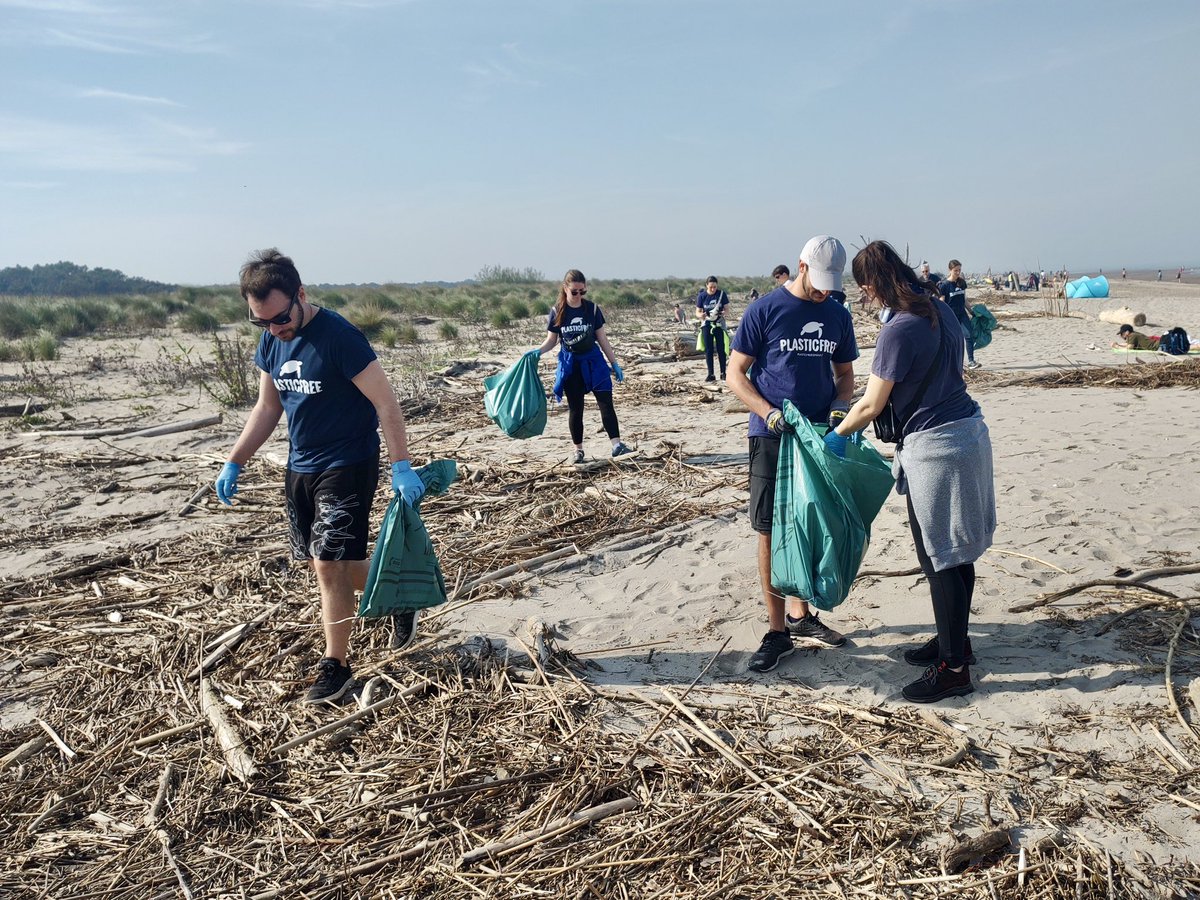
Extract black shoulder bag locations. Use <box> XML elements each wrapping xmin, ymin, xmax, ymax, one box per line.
<box><xmin>872</xmin><ymin>311</ymin><xmax>944</xmax><ymax>448</ymax></box>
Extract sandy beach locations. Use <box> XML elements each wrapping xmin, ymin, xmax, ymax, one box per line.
<box><xmin>2</xmin><ymin>277</ymin><xmax>1199</xmax><ymax>896</ymax></box>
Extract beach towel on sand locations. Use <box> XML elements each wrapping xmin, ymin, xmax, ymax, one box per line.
<box><xmin>358</xmin><ymin>460</ymin><xmax>456</xmax><ymax>617</ymax></box>
<box><xmin>770</xmin><ymin>401</ymin><xmax>894</xmax><ymax>611</ymax></box>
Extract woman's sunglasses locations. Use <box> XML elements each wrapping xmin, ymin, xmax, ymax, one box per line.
<box><xmin>569</xmin><ymin>288</ymin><xmax>587</xmax><ymax>297</ymax></box>
<box><xmin>249</xmin><ymin>294</ymin><xmax>299</xmax><ymax>328</ymax></box>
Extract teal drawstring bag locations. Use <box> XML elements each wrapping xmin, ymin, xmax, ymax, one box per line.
<box><xmin>770</xmin><ymin>401</ymin><xmax>895</xmax><ymax>611</ymax></box>
<box><xmin>358</xmin><ymin>460</ymin><xmax>457</xmax><ymax>617</ymax></box>
<box><xmin>970</xmin><ymin>304</ymin><xmax>997</xmax><ymax>350</ymax></box>
<box><xmin>483</xmin><ymin>354</ymin><xmax>547</xmax><ymax>439</ymax></box>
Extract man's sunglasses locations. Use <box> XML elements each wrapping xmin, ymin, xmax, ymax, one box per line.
<box><xmin>249</xmin><ymin>294</ymin><xmax>299</xmax><ymax>328</ymax></box>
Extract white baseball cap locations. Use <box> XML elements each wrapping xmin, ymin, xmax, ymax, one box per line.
<box><xmin>800</xmin><ymin>235</ymin><xmax>846</xmax><ymax>292</ymax></box>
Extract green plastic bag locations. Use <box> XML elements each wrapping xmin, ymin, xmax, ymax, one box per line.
<box><xmin>695</xmin><ymin>323</ymin><xmax>732</xmax><ymax>354</ymax></box>
<box><xmin>770</xmin><ymin>401</ymin><xmax>895</xmax><ymax>611</ymax></box>
<box><xmin>483</xmin><ymin>353</ymin><xmax>547</xmax><ymax>439</ymax></box>
<box><xmin>970</xmin><ymin>303</ymin><xmax>997</xmax><ymax>350</ymax></box>
<box><xmin>359</xmin><ymin>460</ymin><xmax>457</xmax><ymax>617</ymax></box>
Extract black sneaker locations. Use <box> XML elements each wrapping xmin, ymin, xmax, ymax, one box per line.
<box><xmin>304</xmin><ymin>657</ymin><xmax>352</xmax><ymax>705</ymax></box>
<box><xmin>785</xmin><ymin>612</ymin><xmax>846</xmax><ymax>648</ymax></box>
<box><xmin>903</xmin><ymin>635</ymin><xmax>976</xmax><ymax>667</ymax></box>
<box><xmin>704</xmin><ymin>374</ymin><xmax>716</xmax><ymax>383</ymax></box>
<box><xmin>390</xmin><ymin>608</ymin><xmax>420</xmax><ymax>651</ymax></box>
<box><xmin>902</xmin><ymin>661</ymin><xmax>974</xmax><ymax>703</ymax></box>
<box><xmin>611</xmin><ymin>443</ymin><xmax>634</xmax><ymax>458</ymax></box>
<box><xmin>573</xmin><ymin>449</ymin><xmax>586</xmax><ymax>464</ymax></box>
<box><xmin>747</xmin><ymin>630</ymin><xmax>794</xmax><ymax>673</ymax></box>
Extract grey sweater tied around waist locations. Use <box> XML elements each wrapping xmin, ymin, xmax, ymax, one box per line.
<box><xmin>892</xmin><ymin>408</ymin><xmax>996</xmax><ymax>572</ymax></box>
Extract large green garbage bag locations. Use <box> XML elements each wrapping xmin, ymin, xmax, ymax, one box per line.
<box><xmin>359</xmin><ymin>459</ymin><xmax>457</xmax><ymax>617</ymax></box>
<box><xmin>483</xmin><ymin>354</ymin><xmax>547</xmax><ymax>439</ymax></box>
<box><xmin>970</xmin><ymin>304</ymin><xmax>997</xmax><ymax>350</ymax></box>
<box><xmin>770</xmin><ymin>402</ymin><xmax>895</xmax><ymax>611</ymax></box>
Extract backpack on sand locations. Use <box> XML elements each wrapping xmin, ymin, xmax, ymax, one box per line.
<box><xmin>1159</xmin><ymin>327</ymin><xmax>1191</xmax><ymax>356</ymax></box>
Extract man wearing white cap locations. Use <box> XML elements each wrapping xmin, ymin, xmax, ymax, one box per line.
<box><xmin>727</xmin><ymin>235</ymin><xmax>859</xmax><ymax>673</ymax></box>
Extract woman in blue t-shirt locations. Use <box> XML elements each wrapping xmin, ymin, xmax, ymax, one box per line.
<box><xmin>530</xmin><ymin>269</ymin><xmax>632</xmax><ymax>463</ymax></box>
<box><xmin>825</xmin><ymin>241</ymin><xmax>996</xmax><ymax>705</ymax></box>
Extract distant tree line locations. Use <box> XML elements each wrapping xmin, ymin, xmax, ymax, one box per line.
<box><xmin>0</xmin><ymin>261</ymin><xmax>175</xmax><ymax>296</ymax></box>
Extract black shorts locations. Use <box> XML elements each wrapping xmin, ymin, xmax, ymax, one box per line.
<box><xmin>748</xmin><ymin>436</ymin><xmax>780</xmax><ymax>535</ymax></box>
<box><xmin>285</xmin><ymin>459</ymin><xmax>379</xmax><ymax>561</ymax></box>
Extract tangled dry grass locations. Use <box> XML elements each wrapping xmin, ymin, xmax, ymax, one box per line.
<box><xmin>4</xmin><ymin>370</ymin><xmax>1200</xmax><ymax>898</ymax></box>
<box><xmin>965</xmin><ymin>357</ymin><xmax>1200</xmax><ymax>391</ymax></box>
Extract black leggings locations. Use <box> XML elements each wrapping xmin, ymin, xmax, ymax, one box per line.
<box><xmin>563</xmin><ymin>368</ymin><xmax>619</xmax><ymax>445</ymax></box>
<box><xmin>701</xmin><ymin>322</ymin><xmax>727</xmax><ymax>377</ymax></box>
<box><xmin>907</xmin><ymin>494</ymin><xmax>975</xmax><ymax>668</ymax></box>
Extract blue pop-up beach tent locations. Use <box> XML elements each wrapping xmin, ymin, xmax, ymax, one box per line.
<box><xmin>1065</xmin><ymin>275</ymin><xmax>1109</xmax><ymax>299</ymax></box>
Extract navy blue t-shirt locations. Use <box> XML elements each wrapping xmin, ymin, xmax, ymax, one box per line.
<box><xmin>871</xmin><ymin>299</ymin><xmax>977</xmax><ymax>435</ymax></box>
<box><xmin>938</xmin><ymin>278</ymin><xmax>969</xmax><ymax>325</ymax></box>
<box><xmin>254</xmin><ymin>308</ymin><xmax>380</xmax><ymax>473</ymax></box>
<box><xmin>547</xmin><ymin>300</ymin><xmax>606</xmax><ymax>354</ymax></box>
<box><xmin>696</xmin><ymin>288</ymin><xmax>729</xmax><ymax>320</ymax></box>
<box><xmin>731</xmin><ymin>285</ymin><xmax>859</xmax><ymax>437</ymax></box>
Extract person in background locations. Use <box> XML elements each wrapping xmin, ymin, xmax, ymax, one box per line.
<box><xmin>530</xmin><ymin>269</ymin><xmax>632</xmax><ymax>463</ymax></box>
<box><xmin>1179</xmin><ymin>268</ymin><xmax>1185</xmax><ymax>282</ymax></box>
<box><xmin>1158</xmin><ymin>269</ymin><xmax>1163</xmax><ymax>281</ymax></box>
<box><xmin>695</xmin><ymin>275</ymin><xmax>731</xmax><ymax>383</ymax></box>
<box><xmin>1121</xmin><ymin>268</ymin><xmax>1127</xmax><ymax>280</ymax></box>
<box><xmin>916</xmin><ymin>261</ymin><xmax>938</xmax><ymax>294</ymax></box>
<box><xmin>215</xmin><ymin>249</ymin><xmax>426</xmax><ymax>705</ymax></box>
<box><xmin>673</xmin><ymin>302</ymin><xmax>687</xmax><ymax>324</ymax></box>
<box><xmin>825</xmin><ymin>239</ymin><xmax>995</xmax><ymax>704</ymax></box>
<box><xmin>772</xmin><ymin>264</ymin><xmax>791</xmax><ymax>288</ymax></box>
<box><xmin>939</xmin><ymin>259</ymin><xmax>979</xmax><ymax>369</ymax></box>
<box><xmin>1112</xmin><ymin>324</ymin><xmax>1159</xmax><ymax>350</ymax></box>
<box><xmin>727</xmin><ymin>235</ymin><xmax>858</xmax><ymax>673</ymax></box>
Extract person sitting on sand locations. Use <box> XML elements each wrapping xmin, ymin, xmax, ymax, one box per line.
<box><xmin>1112</xmin><ymin>324</ymin><xmax>1159</xmax><ymax>351</ymax></box>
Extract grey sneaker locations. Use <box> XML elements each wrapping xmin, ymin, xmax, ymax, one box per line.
<box><xmin>611</xmin><ymin>442</ymin><xmax>635</xmax><ymax>458</ymax></box>
<box><xmin>304</xmin><ymin>657</ymin><xmax>352</xmax><ymax>705</ymax></box>
<box><xmin>573</xmin><ymin>449</ymin><xmax>586</xmax><ymax>464</ymax></box>
<box><xmin>966</xmin><ymin>361</ymin><xmax>982</xmax><ymax>370</ymax></box>
<box><xmin>785</xmin><ymin>612</ymin><xmax>846</xmax><ymax>647</ymax></box>
<box><xmin>747</xmin><ymin>630</ymin><xmax>795</xmax><ymax>673</ymax></box>
<box><xmin>390</xmin><ymin>608</ymin><xmax>420</xmax><ymax>651</ymax></box>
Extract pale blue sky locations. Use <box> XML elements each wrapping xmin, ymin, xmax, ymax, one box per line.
<box><xmin>1</xmin><ymin>0</ymin><xmax>1197</xmax><ymax>285</ymax></box>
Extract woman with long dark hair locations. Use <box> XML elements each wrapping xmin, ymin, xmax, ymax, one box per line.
<box><xmin>824</xmin><ymin>241</ymin><xmax>996</xmax><ymax>703</ymax></box>
<box><xmin>530</xmin><ymin>269</ymin><xmax>632</xmax><ymax>463</ymax></box>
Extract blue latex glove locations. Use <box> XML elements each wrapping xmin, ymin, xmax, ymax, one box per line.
<box><xmin>823</xmin><ymin>431</ymin><xmax>848</xmax><ymax>458</ymax></box>
<box><xmin>765</xmin><ymin>408</ymin><xmax>794</xmax><ymax>436</ymax></box>
<box><xmin>612</xmin><ymin>361</ymin><xmax>624</xmax><ymax>383</ymax></box>
<box><xmin>215</xmin><ymin>462</ymin><xmax>241</xmax><ymax>505</ymax></box>
<box><xmin>391</xmin><ymin>460</ymin><xmax>426</xmax><ymax>508</ymax></box>
<box><xmin>525</xmin><ymin>348</ymin><xmax>542</xmax><ymax>361</ymax></box>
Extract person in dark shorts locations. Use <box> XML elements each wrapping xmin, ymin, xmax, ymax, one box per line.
<box><xmin>727</xmin><ymin>235</ymin><xmax>859</xmax><ymax>673</ymax></box>
<box><xmin>214</xmin><ymin>249</ymin><xmax>426</xmax><ymax>705</ymax></box>
<box><xmin>530</xmin><ymin>269</ymin><xmax>631</xmax><ymax>463</ymax></box>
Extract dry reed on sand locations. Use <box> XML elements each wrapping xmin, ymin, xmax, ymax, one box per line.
<box><xmin>4</xmin><ymin>373</ymin><xmax>1200</xmax><ymax>898</ymax></box>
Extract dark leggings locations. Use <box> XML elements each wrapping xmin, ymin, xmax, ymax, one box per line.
<box><xmin>701</xmin><ymin>322</ymin><xmax>727</xmax><ymax>377</ymax></box>
<box><xmin>907</xmin><ymin>494</ymin><xmax>974</xmax><ymax>668</ymax></box>
<box><xmin>563</xmin><ymin>368</ymin><xmax>619</xmax><ymax>445</ymax></box>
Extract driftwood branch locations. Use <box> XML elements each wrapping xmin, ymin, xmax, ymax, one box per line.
<box><xmin>944</xmin><ymin>829</ymin><xmax>1011</xmax><ymax>874</ymax></box>
<box><xmin>460</xmin><ymin>796</ymin><xmax>639</xmax><ymax>866</ymax></box>
<box><xmin>199</xmin><ymin>678</ymin><xmax>259</xmax><ymax>784</ymax></box>
<box><xmin>187</xmin><ymin>601</ymin><xmax>282</xmax><ymax>681</ymax></box>
<box><xmin>1009</xmin><ymin>562</ymin><xmax>1200</xmax><ymax>612</ymax></box>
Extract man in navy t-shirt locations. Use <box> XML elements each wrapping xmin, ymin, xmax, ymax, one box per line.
<box><xmin>213</xmin><ymin>249</ymin><xmax>426</xmax><ymax>705</ymax></box>
<box><xmin>727</xmin><ymin>235</ymin><xmax>859</xmax><ymax>673</ymax></box>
